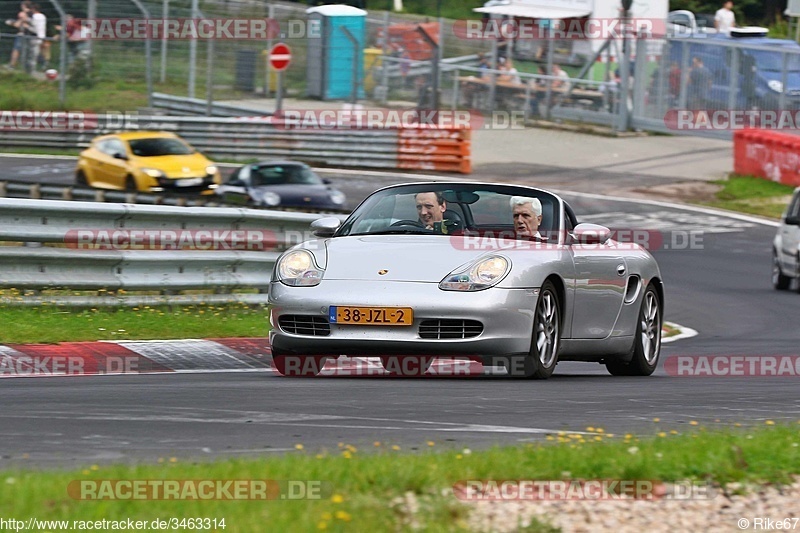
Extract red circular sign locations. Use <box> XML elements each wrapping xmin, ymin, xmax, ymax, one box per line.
<box><xmin>269</xmin><ymin>43</ymin><xmax>292</xmax><ymax>71</ymax></box>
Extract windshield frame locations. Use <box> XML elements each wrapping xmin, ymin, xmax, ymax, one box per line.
<box><xmin>335</xmin><ymin>182</ymin><xmax>565</xmax><ymax>244</ymax></box>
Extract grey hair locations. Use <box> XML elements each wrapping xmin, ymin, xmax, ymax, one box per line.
<box><xmin>509</xmin><ymin>196</ymin><xmax>542</xmax><ymax>216</ymax></box>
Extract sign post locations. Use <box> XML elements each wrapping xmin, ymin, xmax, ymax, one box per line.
<box><xmin>269</xmin><ymin>43</ymin><xmax>292</xmax><ymax>115</ymax></box>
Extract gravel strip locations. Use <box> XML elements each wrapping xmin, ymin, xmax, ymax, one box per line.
<box><xmin>463</xmin><ymin>479</ymin><xmax>800</xmax><ymax>532</ymax></box>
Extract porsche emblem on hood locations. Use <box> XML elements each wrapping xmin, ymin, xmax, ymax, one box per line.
<box><xmin>378</xmin><ymin>269</ymin><xmax>388</xmax><ymax>275</ymax></box>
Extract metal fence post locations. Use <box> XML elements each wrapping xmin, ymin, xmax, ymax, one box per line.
<box><xmin>728</xmin><ymin>47</ymin><xmax>739</xmax><ymax>112</ymax></box>
<box><xmin>451</xmin><ymin>67</ymin><xmax>459</xmax><ymax>111</ymax></box>
<box><xmin>616</xmin><ymin>10</ymin><xmax>632</xmax><ymax>132</ymax></box>
<box><xmin>780</xmin><ymin>51</ymin><xmax>789</xmax><ymax>111</ymax></box>
<box><xmin>678</xmin><ymin>41</ymin><xmax>689</xmax><ymax>110</ymax></box>
<box><xmin>265</xmin><ymin>3</ymin><xmax>275</xmax><ymax>97</ymax></box>
<box><xmin>544</xmin><ymin>23</ymin><xmax>555</xmax><ymax>121</ymax></box>
<box><xmin>45</xmin><ymin>0</ymin><xmax>67</xmax><ymax>105</ymax></box>
<box><xmin>129</xmin><ymin>0</ymin><xmax>153</xmax><ymax>108</ymax></box>
<box><xmin>189</xmin><ymin>0</ymin><xmax>198</xmax><ymax>98</ymax></box>
<box><xmin>340</xmin><ymin>26</ymin><xmax>360</xmax><ymax>105</ymax></box>
<box><xmin>416</xmin><ymin>25</ymin><xmax>440</xmax><ymax>111</ymax></box>
<box><xmin>206</xmin><ymin>39</ymin><xmax>214</xmax><ymax>116</ymax></box>
<box><xmin>160</xmin><ymin>0</ymin><xmax>168</xmax><ymax>83</ymax></box>
<box><xmin>380</xmin><ymin>11</ymin><xmax>390</xmax><ymax>104</ymax></box>
<box><xmin>488</xmin><ymin>38</ymin><xmax>498</xmax><ymax>115</ymax></box>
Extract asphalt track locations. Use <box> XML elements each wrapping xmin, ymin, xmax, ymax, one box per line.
<box><xmin>1</xmin><ymin>155</ymin><xmax>798</xmax><ymax>467</ymax></box>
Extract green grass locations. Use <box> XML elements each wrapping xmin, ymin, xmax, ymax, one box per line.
<box><xmin>0</xmin><ymin>424</ymin><xmax>797</xmax><ymax>532</ymax></box>
<box><xmin>701</xmin><ymin>174</ymin><xmax>796</xmax><ymax>219</ymax></box>
<box><xmin>0</xmin><ymin>302</ymin><xmax>268</xmax><ymax>343</ymax></box>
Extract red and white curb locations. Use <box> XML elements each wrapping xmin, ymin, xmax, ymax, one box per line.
<box><xmin>1</xmin><ymin>324</ymin><xmax>696</xmax><ymax>378</ymax></box>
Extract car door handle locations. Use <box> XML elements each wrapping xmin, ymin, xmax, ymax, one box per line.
<box><xmin>617</xmin><ymin>264</ymin><xmax>626</xmax><ymax>276</ymax></box>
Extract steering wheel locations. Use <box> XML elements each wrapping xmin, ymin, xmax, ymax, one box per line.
<box><xmin>390</xmin><ymin>219</ymin><xmax>426</xmax><ymax>228</ymax></box>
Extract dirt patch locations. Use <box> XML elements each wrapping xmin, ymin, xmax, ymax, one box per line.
<box><xmin>627</xmin><ymin>181</ymin><xmax>723</xmax><ymax>204</ymax></box>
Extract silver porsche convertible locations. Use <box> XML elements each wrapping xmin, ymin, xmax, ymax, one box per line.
<box><xmin>268</xmin><ymin>182</ymin><xmax>664</xmax><ymax>379</ymax></box>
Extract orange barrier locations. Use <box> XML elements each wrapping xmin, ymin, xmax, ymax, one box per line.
<box><xmin>397</xmin><ymin>127</ymin><xmax>472</xmax><ymax>174</ymax></box>
<box><xmin>734</xmin><ymin>130</ymin><xmax>800</xmax><ymax>186</ymax></box>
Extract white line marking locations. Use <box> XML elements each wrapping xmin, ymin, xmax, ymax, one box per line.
<box><xmin>662</xmin><ymin>321</ymin><xmax>699</xmax><ymax>344</ymax></box>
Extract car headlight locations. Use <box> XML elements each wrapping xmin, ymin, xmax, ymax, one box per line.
<box><xmin>141</xmin><ymin>168</ymin><xmax>167</xmax><ymax>179</ymax></box>
<box><xmin>768</xmin><ymin>80</ymin><xmax>784</xmax><ymax>93</ymax></box>
<box><xmin>439</xmin><ymin>256</ymin><xmax>510</xmax><ymax>292</ymax></box>
<box><xmin>256</xmin><ymin>191</ymin><xmax>281</xmax><ymax>207</ymax></box>
<box><xmin>329</xmin><ymin>190</ymin><xmax>346</xmax><ymax>205</ymax></box>
<box><xmin>277</xmin><ymin>250</ymin><xmax>324</xmax><ymax>286</ymax></box>
<box><xmin>205</xmin><ymin>165</ymin><xmax>218</xmax><ymax>175</ymax></box>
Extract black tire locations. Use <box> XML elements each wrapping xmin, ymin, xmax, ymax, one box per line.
<box><xmin>124</xmin><ymin>175</ymin><xmax>138</xmax><ymax>192</ymax></box>
<box><xmin>380</xmin><ymin>356</ymin><xmax>433</xmax><ymax>376</ymax></box>
<box><xmin>773</xmin><ymin>250</ymin><xmax>791</xmax><ymax>291</ymax></box>
<box><xmin>75</xmin><ymin>170</ymin><xmax>88</xmax><ymax>187</ymax></box>
<box><xmin>506</xmin><ymin>280</ymin><xmax>560</xmax><ymax>379</ymax></box>
<box><xmin>606</xmin><ymin>284</ymin><xmax>662</xmax><ymax>377</ymax></box>
<box><xmin>271</xmin><ymin>353</ymin><xmax>327</xmax><ymax>377</ymax></box>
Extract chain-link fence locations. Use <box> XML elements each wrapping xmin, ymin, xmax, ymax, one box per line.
<box><xmin>632</xmin><ymin>34</ymin><xmax>800</xmax><ymax>139</ymax></box>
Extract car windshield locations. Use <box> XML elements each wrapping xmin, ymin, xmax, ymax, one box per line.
<box><xmin>337</xmin><ymin>183</ymin><xmax>561</xmax><ymax>240</ymax></box>
<box><xmin>128</xmin><ymin>138</ymin><xmax>195</xmax><ymax>156</ymax></box>
<box><xmin>746</xmin><ymin>50</ymin><xmax>800</xmax><ymax>72</ymax></box>
<box><xmin>251</xmin><ymin>165</ymin><xmax>322</xmax><ymax>186</ymax></box>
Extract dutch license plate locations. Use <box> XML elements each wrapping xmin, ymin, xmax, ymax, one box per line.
<box><xmin>329</xmin><ymin>306</ymin><xmax>413</xmax><ymax>326</ymax></box>
<box><xmin>177</xmin><ymin>178</ymin><xmax>203</xmax><ymax>187</ymax></box>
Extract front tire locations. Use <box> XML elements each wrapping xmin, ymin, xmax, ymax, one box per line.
<box><xmin>506</xmin><ymin>280</ymin><xmax>560</xmax><ymax>379</ymax></box>
<box><xmin>75</xmin><ymin>170</ymin><xmax>88</xmax><ymax>187</ymax></box>
<box><xmin>124</xmin><ymin>175</ymin><xmax>138</xmax><ymax>192</ymax></box>
<box><xmin>606</xmin><ymin>284</ymin><xmax>662</xmax><ymax>376</ymax></box>
<box><xmin>773</xmin><ymin>250</ymin><xmax>791</xmax><ymax>291</ymax></box>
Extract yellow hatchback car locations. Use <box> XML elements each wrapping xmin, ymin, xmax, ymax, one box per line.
<box><xmin>76</xmin><ymin>131</ymin><xmax>222</xmax><ymax>194</ymax></box>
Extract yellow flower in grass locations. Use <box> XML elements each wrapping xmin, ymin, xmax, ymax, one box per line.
<box><xmin>317</xmin><ymin>522</ymin><xmax>327</xmax><ymax>530</ymax></box>
<box><xmin>765</xmin><ymin>420</ymin><xmax>775</xmax><ymax>425</ymax></box>
<box><xmin>689</xmin><ymin>420</ymin><xmax>698</xmax><ymax>426</ymax></box>
<box><xmin>657</xmin><ymin>432</ymin><xmax>667</xmax><ymax>438</ymax></box>
<box><xmin>331</xmin><ymin>494</ymin><xmax>344</xmax><ymax>504</ymax></box>
<box><xmin>295</xmin><ymin>444</ymin><xmax>304</xmax><ymax>450</ymax></box>
<box><xmin>334</xmin><ymin>511</ymin><xmax>352</xmax><ymax>522</ymax></box>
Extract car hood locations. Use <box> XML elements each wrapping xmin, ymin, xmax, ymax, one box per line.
<box><xmin>322</xmin><ymin>235</ymin><xmax>496</xmax><ymax>283</ymax></box>
<box><xmin>132</xmin><ymin>153</ymin><xmax>211</xmax><ymax>178</ymax></box>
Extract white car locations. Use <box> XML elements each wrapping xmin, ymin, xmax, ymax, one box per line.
<box><xmin>773</xmin><ymin>187</ymin><xmax>800</xmax><ymax>291</ymax></box>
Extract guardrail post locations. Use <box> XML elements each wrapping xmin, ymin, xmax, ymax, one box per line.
<box><xmin>0</xmin><ymin>182</ymin><xmax>6</xmax><ymax>197</ymax></box>
<box><xmin>95</xmin><ymin>190</ymin><xmax>105</xmax><ymax>202</ymax></box>
<box><xmin>30</xmin><ymin>184</ymin><xmax>41</xmax><ymax>199</ymax></box>
<box><xmin>63</xmin><ymin>187</ymin><xmax>73</xmax><ymax>201</ymax></box>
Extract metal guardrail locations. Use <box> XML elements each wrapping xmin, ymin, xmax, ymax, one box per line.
<box><xmin>0</xmin><ymin>114</ymin><xmax>471</xmax><ymax>173</ymax></box>
<box><xmin>0</xmin><ymin>198</ymin><xmax>347</xmax><ymax>307</ymax></box>
<box><xmin>151</xmin><ymin>93</ymin><xmax>273</xmax><ymax>117</ymax></box>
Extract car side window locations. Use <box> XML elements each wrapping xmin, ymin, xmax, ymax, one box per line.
<box><xmin>96</xmin><ymin>140</ymin><xmax>113</xmax><ymax>156</ymax></box>
<box><xmin>107</xmin><ymin>139</ymin><xmax>126</xmax><ymax>156</ymax></box>
<box><xmin>787</xmin><ymin>192</ymin><xmax>800</xmax><ymax>219</ymax></box>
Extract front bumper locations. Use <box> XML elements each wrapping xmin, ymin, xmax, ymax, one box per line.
<box><xmin>268</xmin><ymin>280</ymin><xmax>539</xmax><ymax>357</ymax></box>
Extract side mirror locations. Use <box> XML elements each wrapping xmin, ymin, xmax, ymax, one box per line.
<box><xmin>113</xmin><ymin>152</ymin><xmax>128</xmax><ymax>161</ymax></box>
<box><xmin>785</xmin><ymin>215</ymin><xmax>800</xmax><ymax>226</ymax></box>
<box><xmin>322</xmin><ymin>178</ymin><xmax>332</xmax><ymax>185</ymax></box>
<box><xmin>310</xmin><ymin>217</ymin><xmax>342</xmax><ymax>237</ymax></box>
<box><xmin>572</xmin><ymin>223</ymin><xmax>611</xmax><ymax>245</ymax></box>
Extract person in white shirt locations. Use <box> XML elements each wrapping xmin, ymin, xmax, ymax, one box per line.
<box><xmin>714</xmin><ymin>1</ymin><xmax>736</xmax><ymax>34</ymax></box>
<box><xmin>27</xmin><ymin>2</ymin><xmax>46</xmax><ymax>72</ymax></box>
<box><xmin>511</xmin><ymin>196</ymin><xmax>544</xmax><ymax>240</ymax></box>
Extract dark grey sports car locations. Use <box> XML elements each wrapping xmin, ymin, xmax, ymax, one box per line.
<box><xmin>216</xmin><ymin>161</ymin><xmax>346</xmax><ymax>210</ymax></box>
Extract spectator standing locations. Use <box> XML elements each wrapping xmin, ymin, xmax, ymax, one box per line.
<box><xmin>5</xmin><ymin>1</ymin><xmax>33</xmax><ymax>70</ymax></box>
<box><xmin>714</xmin><ymin>1</ymin><xmax>736</xmax><ymax>34</ymax></box>
<box><xmin>688</xmin><ymin>56</ymin><xmax>712</xmax><ymax>109</ymax></box>
<box><xmin>26</xmin><ymin>3</ymin><xmax>46</xmax><ymax>73</ymax></box>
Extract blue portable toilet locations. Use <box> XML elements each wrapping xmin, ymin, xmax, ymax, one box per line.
<box><xmin>306</xmin><ymin>4</ymin><xmax>367</xmax><ymax>100</ymax></box>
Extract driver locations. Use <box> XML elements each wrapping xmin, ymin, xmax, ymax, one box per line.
<box><xmin>415</xmin><ymin>192</ymin><xmax>447</xmax><ymax>230</ymax></box>
<box><xmin>511</xmin><ymin>196</ymin><xmax>545</xmax><ymax>240</ymax></box>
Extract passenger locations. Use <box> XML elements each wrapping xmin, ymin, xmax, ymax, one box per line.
<box><xmin>510</xmin><ymin>196</ymin><xmax>544</xmax><ymax>240</ymax></box>
<box><xmin>415</xmin><ymin>191</ymin><xmax>447</xmax><ymax>230</ymax></box>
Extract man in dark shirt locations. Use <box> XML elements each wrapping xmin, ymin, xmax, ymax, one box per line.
<box><xmin>689</xmin><ymin>56</ymin><xmax>712</xmax><ymax>109</ymax></box>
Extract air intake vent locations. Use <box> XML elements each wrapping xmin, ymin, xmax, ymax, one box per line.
<box><xmin>279</xmin><ymin>315</ymin><xmax>331</xmax><ymax>336</ymax></box>
<box><xmin>419</xmin><ymin>319</ymin><xmax>484</xmax><ymax>339</ymax></box>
